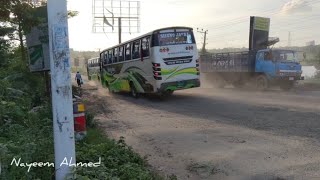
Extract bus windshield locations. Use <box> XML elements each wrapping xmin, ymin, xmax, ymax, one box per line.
<box><xmin>152</xmin><ymin>30</ymin><xmax>195</xmax><ymax>46</ymax></box>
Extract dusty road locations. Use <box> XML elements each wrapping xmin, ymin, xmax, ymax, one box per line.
<box><xmin>80</xmin><ymin>79</ymin><xmax>320</xmax><ymax>180</ymax></box>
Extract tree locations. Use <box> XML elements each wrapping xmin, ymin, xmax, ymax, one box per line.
<box><xmin>0</xmin><ymin>1</ymin><xmax>41</xmax><ymax>64</ymax></box>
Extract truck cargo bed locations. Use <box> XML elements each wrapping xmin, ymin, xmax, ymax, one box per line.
<box><xmin>200</xmin><ymin>51</ymin><xmax>256</xmax><ymax>73</ymax></box>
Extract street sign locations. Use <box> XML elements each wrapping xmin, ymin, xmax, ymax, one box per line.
<box><xmin>26</xmin><ymin>6</ymin><xmax>50</xmax><ymax>72</ymax></box>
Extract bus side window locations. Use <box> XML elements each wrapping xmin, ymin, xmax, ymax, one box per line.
<box><xmin>113</xmin><ymin>48</ymin><xmax>118</xmax><ymax>63</ymax></box>
<box><xmin>104</xmin><ymin>52</ymin><xmax>108</xmax><ymax>65</ymax></box>
<box><xmin>119</xmin><ymin>46</ymin><xmax>124</xmax><ymax>62</ymax></box>
<box><xmin>108</xmin><ymin>50</ymin><xmax>113</xmax><ymax>64</ymax></box>
<box><xmin>142</xmin><ymin>37</ymin><xmax>150</xmax><ymax>57</ymax></box>
<box><xmin>125</xmin><ymin>43</ymin><xmax>131</xmax><ymax>61</ymax></box>
<box><xmin>132</xmin><ymin>40</ymin><xmax>141</xmax><ymax>59</ymax></box>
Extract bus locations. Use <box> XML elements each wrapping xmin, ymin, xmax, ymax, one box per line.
<box><xmin>99</xmin><ymin>26</ymin><xmax>200</xmax><ymax>97</ymax></box>
<box><xmin>86</xmin><ymin>57</ymin><xmax>100</xmax><ymax>80</ymax></box>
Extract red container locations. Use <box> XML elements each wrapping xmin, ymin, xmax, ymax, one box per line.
<box><xmin>73</xmin><ymin>102</ymin><xmax>86</xmax><ymax>140</ymax></box>
<box><xmin>74</xmin><ymin>112</ymin><xmax>86</xmax><ymax>132</ymax></box>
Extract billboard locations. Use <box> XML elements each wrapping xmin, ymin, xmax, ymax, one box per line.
<box><xmin>26</xmin><ymin>6</ymin><xmax>50</xmax><ymax>72</ymax></box>
<box><xmin>249</xmin><ymin>16</ymin><xmax>270</xmax><ymax>51</ymax></box>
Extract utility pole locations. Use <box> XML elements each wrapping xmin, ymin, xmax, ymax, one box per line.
<box><xmin>47</xmin><ymin>0</ymin><xmax>76</xmax><ymax>179</ymax></box>
<box><xmin>118</xmin><ymin>17</ymin><xmax>122</xmax><ymax>43</ymax></box>
<box><xmin>288</xmin><ymin>31</ymin><xmax>291</xmax><ymax>47</ymax></box>
<box><xmin>197</xmin><ymin>28</ymin><xmax>208</xmax><ymax>54</ymax></box>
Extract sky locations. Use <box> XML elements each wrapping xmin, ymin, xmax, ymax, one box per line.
<box><xmin>67</xmin><ymin>0</ymin><xmax>320</xmax><ymax>51</ymax></box>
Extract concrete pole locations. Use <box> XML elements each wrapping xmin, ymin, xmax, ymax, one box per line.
<box><xmin>197</xmin><ymin>28</ymin><xmax>208</xmax><ymax>54</ymax></box>
<box><xmin>47</xmin><ymin>0</ymin><xmax>76</xmax><ymax>179</ymax></box>
<box><xmin>118</xmin><ymin>17</ymin><xmax>122</xmax><ymax>44</ymax></box>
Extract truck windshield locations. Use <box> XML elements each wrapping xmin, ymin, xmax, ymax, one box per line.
<box><xmin>272</xmin><ymin>50</ymin><xmax>296</xmax><ymax>61</ymax></box>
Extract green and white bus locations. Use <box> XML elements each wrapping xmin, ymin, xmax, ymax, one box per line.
<box><xmin>99</xmin><ymin>26</ymin><xmax>200</xmax><ymax>97</ymax></box>
<box><xmin>86</xmin><ymin>57</ymin><xmax>100</xmax><ymax>80</ymax></box>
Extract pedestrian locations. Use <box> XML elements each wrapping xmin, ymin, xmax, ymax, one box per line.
<box><xmin>75</xmin><ymin>71</ymin><xmax>82</xmax><ymax>87</ymax></box>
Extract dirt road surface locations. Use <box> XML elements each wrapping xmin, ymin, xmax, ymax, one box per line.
<box><xmin>79</xmin><ymin>78</ymin><xmax>320</xmax><ymax>180</ymax></box>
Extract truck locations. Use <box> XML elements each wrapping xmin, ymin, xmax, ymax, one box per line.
<box><xmin>200</xmin><ymin>49</ymin><xmax>304</xmax><ymax>90</ymax></box>
<box><xmin>200</xmin><ymin>16</ymin><xmax>304</xmax><ymax>91</ymax></box>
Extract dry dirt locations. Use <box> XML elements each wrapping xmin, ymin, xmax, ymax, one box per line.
<box><xmin>79</xmin><ymin>78</ymin><xmax>320</xmax><ymax>180</ymax></box>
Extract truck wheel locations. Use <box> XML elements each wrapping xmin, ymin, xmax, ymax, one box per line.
<box><xmin>256</xmin><ymin>75</ymin><xmax>268</xmax><ymax>91</ymax></box>
<box><xmin>280</xmin><ymin>81</ymin><xmax>294</xmax><ymax>91</ymax></box>
<box><xmin>130</xmin><ymin>82</ymin><xmax>139</xmax><ymax>98</ymax></box>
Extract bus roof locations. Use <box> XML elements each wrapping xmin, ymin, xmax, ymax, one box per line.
<box><xmin>100</xmin><ymin>26</ymin><xmax>194</xmax><ymax>55</ymax></box>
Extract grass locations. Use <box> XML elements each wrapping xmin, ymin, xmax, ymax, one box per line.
<box><xmin>304</xmin><ymin>78</ymin><xmax>320</xmax><ymax>84</ymax></box>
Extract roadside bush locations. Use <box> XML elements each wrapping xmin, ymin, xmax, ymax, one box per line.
<box><xmin>85</xmin><ymin>112</ymin><xmax>96</xmax><ymax>128</ymax></box>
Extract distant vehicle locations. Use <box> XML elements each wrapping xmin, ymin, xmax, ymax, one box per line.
<box><xmin>201</xmin><ymin>49</ymin><xmax>304</xmax><ymax>90</ymax></box>
<box><xmin>86</xmin><ymin>57</ymin><xmax>100</xmax><ymax>81</ymax></box>
<box><xmin>98</xmin><ymin>26</ymin><xmax>200</xmax><ymax>97</ymax></box>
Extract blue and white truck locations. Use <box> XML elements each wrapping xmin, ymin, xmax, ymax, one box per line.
<box><xmin>200</xmin><ymin>49</ymin><xmax>304</xmax><ymax>90</ymax></box>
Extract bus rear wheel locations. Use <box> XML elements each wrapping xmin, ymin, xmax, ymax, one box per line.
<box><xmin>164</xmin><ymin>90</ymin><xmax>174</xmax><ymax>96</ymax></box>
<box><xmin>130</xmin><ymin>82</ymin><xmax>139</xmax><ymax>98</ymax></box>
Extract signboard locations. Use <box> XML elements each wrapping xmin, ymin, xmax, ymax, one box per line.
<box><xmin>249</xmin><ymin>16</ymin><xmax>270</xmax><ymax>51</ymax></box>
<box><xmin>253</xmin><ymin>17</ymin><xmax>270</xmax><ymax>31</ymax></box>
<box><xmin>26</xmin><ymin>6</ymin><xmax>50</xmax><ymax>72</ymax></box>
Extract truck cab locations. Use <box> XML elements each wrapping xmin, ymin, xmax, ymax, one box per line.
<box><xmin>255</xmin><ymin>49</ymin><xmax>304</xmax><ymax>90</ymax></box>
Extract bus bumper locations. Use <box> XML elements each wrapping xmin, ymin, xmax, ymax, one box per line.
<box><xmin>158</xmin><ymin>79</ymin><xmax>200</xmax><ymax>92</ymax></box>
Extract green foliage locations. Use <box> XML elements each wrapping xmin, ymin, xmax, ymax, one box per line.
<box><xmin>85</xmin><ymin>112</ymin><xmax>97</xmax><ymax>128</ymax></box>
<box><xmin>69</xmin><ymin>130</ymin><xmax>155</xmax><ymax>180</ymax></box>
<box><xmin>68</xmin><ymin>11</ymin><xmax>79</xmax><ymax>18</ymax></box>
<box><xmin>0</xmin><ymin>65</ymin><xmax>54</xmax><ymax>179</ymax></box>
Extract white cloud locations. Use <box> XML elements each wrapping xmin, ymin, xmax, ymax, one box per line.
<box><xmin>280</xmin><ymin>0</ymin><xmax>312</xmax><ymax>14</ymax></box>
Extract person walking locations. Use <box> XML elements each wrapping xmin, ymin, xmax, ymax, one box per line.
<box><xmin>75</xmin><ymin>71</ymin><xmax>82</xmax><ymax>87</ymax></box>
